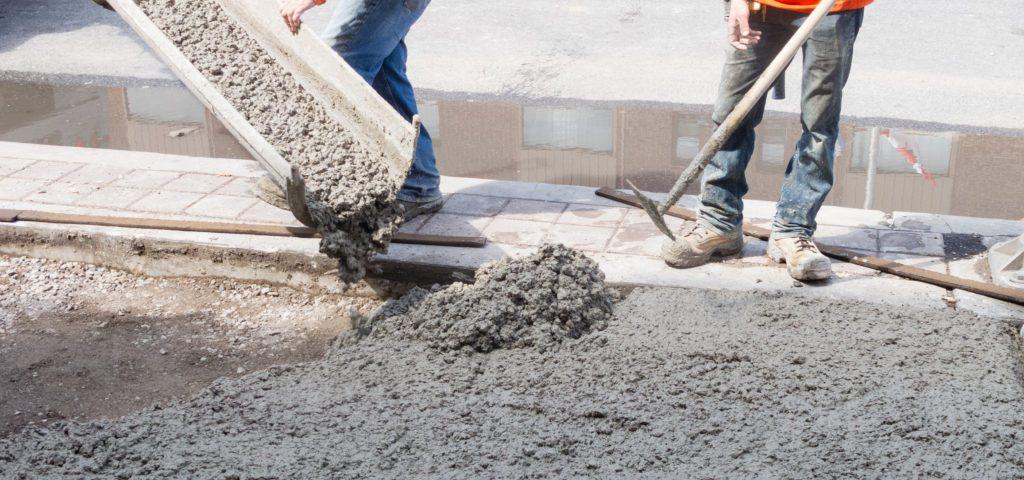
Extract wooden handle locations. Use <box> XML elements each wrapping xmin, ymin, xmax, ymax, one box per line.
<box><xmin>659</xmin><ymin>0</ymin><xmax>839</xmax><ymax>214</ymax></box>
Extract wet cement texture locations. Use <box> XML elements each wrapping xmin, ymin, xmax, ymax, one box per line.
<box><xmin>357</xmin><ymin>244</ymin><xmax>617</xmax><ymax>352</ymax></box>
<box><xmin>135</xmin><ymin>0</ymin><xmax>402</xmax><ymax>282</ymax></box>
<box><xmin>3</xmin><ymin>284</ymin><xmax>1023</xmax><ymax>478</ymax></box>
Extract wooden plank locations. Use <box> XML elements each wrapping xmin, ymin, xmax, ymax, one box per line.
<box><xmin>104</xmin><ymin>0</ymin><xmax>293</xmax><ymax>188</ymax></box>
<box><xmin>11</xmin><ymin>210</ymin><xmax>485</xmax><ymax>248</ymax></box>
<box><xmin>216</xmin><ymin>0</ymin><xmax>416</xmax><ymax>187</ymax></box>
<box><xmin>393</xmin><ymin>232</ymin><xmax>486</xmax><ymax>248</ymax></box>
<box><xmin>595</xmin><ymin>187</ymin><xmax>1024</xmax><ymax>306</ymax></box>
<box><xmin>0</xmin><ymin>210</ymin><xmax>20</xmax><ymax>223</ymax></box>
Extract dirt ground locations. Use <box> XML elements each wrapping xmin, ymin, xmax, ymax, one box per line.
<box><xmin>0</xmin><ymin>254</ymin><xmax>375</xmax><ymax>435</ymax></box>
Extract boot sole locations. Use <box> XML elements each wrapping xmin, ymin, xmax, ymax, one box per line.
<box><xmin>401</xmin><ymin>198</ymin><xmax>445</xmax><ymax>221</ymax></box>
<box><xmin>662</xmin><ymin>238</ymin><xmax>744</xmax><ymax>269</ymax></box>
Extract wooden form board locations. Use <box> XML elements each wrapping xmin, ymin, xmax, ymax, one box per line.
<box><xmin>104</xmin><ymin>0</ymin><xmax>293</xmax><ymax>188</ymax></box>
<box><xmin>0</xmin><ymin>210</ymin><xmax>486</xmax><ymax>249</ymax></box>
<box><xmin>595</xmin><ymin>187</ymin><xmax>1024</xmax><ymax>307</ymax></box>
<box><xmin>216</xmin><ymin>0</ymin><xmax>417</xmax><ymax>188</ymax></box>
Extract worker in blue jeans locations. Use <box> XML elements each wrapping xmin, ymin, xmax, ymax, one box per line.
<box><xmin>662</xmin><ymin>0</ymin><xmax>865</xmax><ymax>281</ymax></box>
<box><xmin>279</xmin><ymin>0</ymin><xmax>443</xmax><ymax>220</ymax></box>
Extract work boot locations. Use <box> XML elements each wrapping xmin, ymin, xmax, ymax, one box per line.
<box><xmin>398</xmin><ymin>196</ymin><xmax>444</xmax><ymax>221</ymax></box>
<box><xmin>660</xmin><ymin>223</ymin><xmax>743</xmax><ymax>268</ymax></box>
<box><xmin>254</xmin><ymin>175</ymin><xmax>290</xmax><ymax>210</ymax></box>
<box><xmin>767</xmin><ymin>233</ymin><xmax>832</xmax><ymax>281</ymax></box>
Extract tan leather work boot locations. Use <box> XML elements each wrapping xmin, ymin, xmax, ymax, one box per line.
<box><xmin>660</xmin><ymin>223</ymin><xmax>744</xmax><ymax>268</ymax></box>
<box><xmin>767</xmin><ymin>234</ymin><xmax>832</xmax><ymax>281</ymax></box>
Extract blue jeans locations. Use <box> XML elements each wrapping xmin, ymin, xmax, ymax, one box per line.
<box><xmin>323</xmin><ymin>0</ymin><xmax>442</xmax><ymax>203</ymax></box>
<box><xmin>698</xmin><ymin>7</ymin><xmax>864</xmax><ymax>239</ymax></box>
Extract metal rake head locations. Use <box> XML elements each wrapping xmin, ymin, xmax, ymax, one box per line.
<box><xmin>625</xmin><ymin>180</ymin><xmax>675</xmax><ymax>241</ymax></box>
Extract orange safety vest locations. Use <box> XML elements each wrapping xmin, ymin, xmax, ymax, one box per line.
<box><xmin>758</xmin><ymin>0</ymin><xmax>873</xmax><ymax>13</ymax></box>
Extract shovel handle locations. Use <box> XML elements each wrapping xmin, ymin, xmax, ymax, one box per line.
<box><xmin>658</xmin><ymin>0</ymin><xmax>839</xmax><ymax>215</ymax></box>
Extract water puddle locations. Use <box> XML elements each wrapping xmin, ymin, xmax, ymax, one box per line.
<box><xmin>2</xmin><ymin>79</ymin><xmax>1021</xmax><ymax>220</ymax></box>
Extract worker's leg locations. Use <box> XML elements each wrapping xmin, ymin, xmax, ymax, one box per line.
<box><xmin>322</xmin><ymin>0</ymin><xmax>440</xmax><ymax>203</ymax></box>
<box><xmin>772</xmin><ymin>9</ymin><xmax>864</xmax><ymax>238</ymax></box>
<box><xmin>698</xmin><ymin>18</ymin><xmax>788</xmax><ymax>235</ymax></box>
<box><xmin>662</xmin><ymin>14</ymin><xmax>789</xmax><ymax>269</ymax></box>
<box><xmin>374</xmin><ymin>40</ymin><xmax>441</xmax><ymax>202</ymax></box>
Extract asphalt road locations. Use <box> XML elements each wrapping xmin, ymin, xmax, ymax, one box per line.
<box><xmin>1</xmin><ymin>1</ymin><xmax>1021</xmax><ymax>129</ymax></box>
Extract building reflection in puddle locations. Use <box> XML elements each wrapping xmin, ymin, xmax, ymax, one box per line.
<box><xmin>1</xmin><ymin>79</ymin><xmax>1021</xmax><ymax>220</ymax></box>
<box><xmin>0</xmin><ymin>81</ymin><xmax>249</xmax><ymax>159</ymax></box>
<box><xmin>420</xmin><ymin>97</ymin><xmax>1023</xmax><ymax>220</ymax></box>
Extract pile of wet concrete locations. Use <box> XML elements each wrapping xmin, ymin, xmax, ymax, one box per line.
<box><xmin>135</xmin><ymin>0</ymin><xmax>402</xmax><ymax>282</ymax></box>
<box><xmin>3</xmin><ymin>243</ymin><xmax>1024</xmax><ymax>478</ymax></box>
<box><xmin>356</xmin><ymin>244</ymin><xmax>618</xmax><ymax>352</ymax></box>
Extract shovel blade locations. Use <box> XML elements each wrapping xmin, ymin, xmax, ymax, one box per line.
<box><xmin>286</xmin><ymin>165</ymin><xmax>317</xmax><ymax>229</ymax></box>
<box><xmin>625</xmin><ymin>180</ymin><xmax>675</xmax><ymax>241</ymax></box>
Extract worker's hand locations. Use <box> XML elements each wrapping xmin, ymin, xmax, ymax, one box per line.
<box><xmin>727</xmin><ymin>0</ymin><xmax>762</xmax><ymax>50</ymax></box>
<box><xmin>279</xmin><ymin>0</ymin><xmax>318</xmax><ymax>34</ymax></box>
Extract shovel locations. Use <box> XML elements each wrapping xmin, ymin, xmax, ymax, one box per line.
<box><xmin>629</xmin><ymin>0</ymin><xmax>838</xmax><ymax>240</ymax></box>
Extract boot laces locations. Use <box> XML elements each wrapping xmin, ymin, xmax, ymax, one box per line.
<box><xmin>794</xmin><ymin>236</ymin><xmax>817</xmax><ymax>252</ymax></box>
<box><xmin>681</xmin><ymin>223</ymin><xmax>708</xmax><ymax>240</ymax></box>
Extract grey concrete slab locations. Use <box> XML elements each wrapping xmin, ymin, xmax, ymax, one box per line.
<box><xmin>0</xmin><ymin>157</ymin><xmax>33</xmax><ymax>176</ymax></box>
<box><xmin>130</xmin><ymin>190</ymin><xmax>205</xmax><ymax>214</ymax></box>
<box><xmin>0</xmin><ymin>177</ymin><xmax>47</xmax><ymax>200</ymax></box>
<box><xmin>892</xmin><ymin>212</ymin><xmax>953</xmax><ymax>234</ymax></box>
<box><xmin>163</xmin><ymin>173</ymin><xmax>234</xmax><ymax>194</ymax></box>
<box><xmin>237</xmin><ymin>201</ymin><xmax>297</xmax><ymax>225</ymax></box>
<box><xmin>9</xmin><ymin>160</ymin><xmax>82</xmax><ymax>181</ymax></box>
<box><xmin>77</xmin><ymin>185</ymin><xmax>148</xmax><ymax>209</ymax></box>
<box><xmin>606</xmin><ymin>227</ymin><xmax>664</xmax><ymax>257</ymax></box>
<box><xmin>496</xmin><ymin>199</ymin><xmax>568</xmax><ymax>223</ymax></box>
<box><xmin>439</xmin><ymin>193</ymin><xmax>508</xmax><ymax>217</ymax></box>
<box><xmin>184</xmin><ymin>194</ymin><xmax>259</xmax><ymax>219</ymax></box>
<box><xmin>417</xmin><ymin>213</ymin><xmax>492</xmax><ymax>237</ymax></box>
<box><xmin>483</xmin><ymin>218</ymin><xmax>551</xmax><ymax>246</ymax></box>
<box><xmin>879</xmin><ymin>231</ymin><xmax>945</xmax><ymax>256</ymax></box>
<box><xmin>944</xmin><ymin>215</ymin><xmax>1024</xmax><ymax>238</ymax></box>
<box><xmin>213</xmin><ymin>178</ymin><xmax>256</xmax><ymax>197</ymax></box>
<box><xmin>815</xmin><ymin>225</ymin><xmax>880</xmax><ymax>252</ymax></box>
<box><xmin>24</xmin><ymin>181</ymin><xmax>97</xmax><ymax>206</ymax></box>
<box><xmin>878</xmin><ymin>253</ymin><xmax>948</xmax><ymax>275</ymax></box>
<box><xmin>111</xmin><ymin>170</ymin><xmax>181</xmax><ymax>190</ymax></box>
<box><xmin>57</xmin><ymin>164</ymin><xmax>132</xmax><ymax>185</ymax></box>
<box><xmin>557</xmin><ymin>203</ymin><xmax>628</xmax><ymax>228</ymax></box>
<box><xmin>0</xmin><ymin>142</ymin><xmax>264</xmax><ymax>177</ymax></box>
<box><xmin>544</xmin><ymin>224</ymin><xmax>615</xmax><ymax>253</ymax></box>
<box><xmin>816</xmin><ymin>205</ymin><xmax>890</xmax><ymax>229</ymax></box>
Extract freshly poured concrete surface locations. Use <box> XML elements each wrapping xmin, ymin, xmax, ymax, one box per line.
<box><xmin>2</xmin><ymin>286</ymin><xmax>1023</xmax><ymax>477</ymax></box>
<box><xmin>1</xmin><ymin>1</ymin><xmax>1022</xmax><ymax>129</ymax></box>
